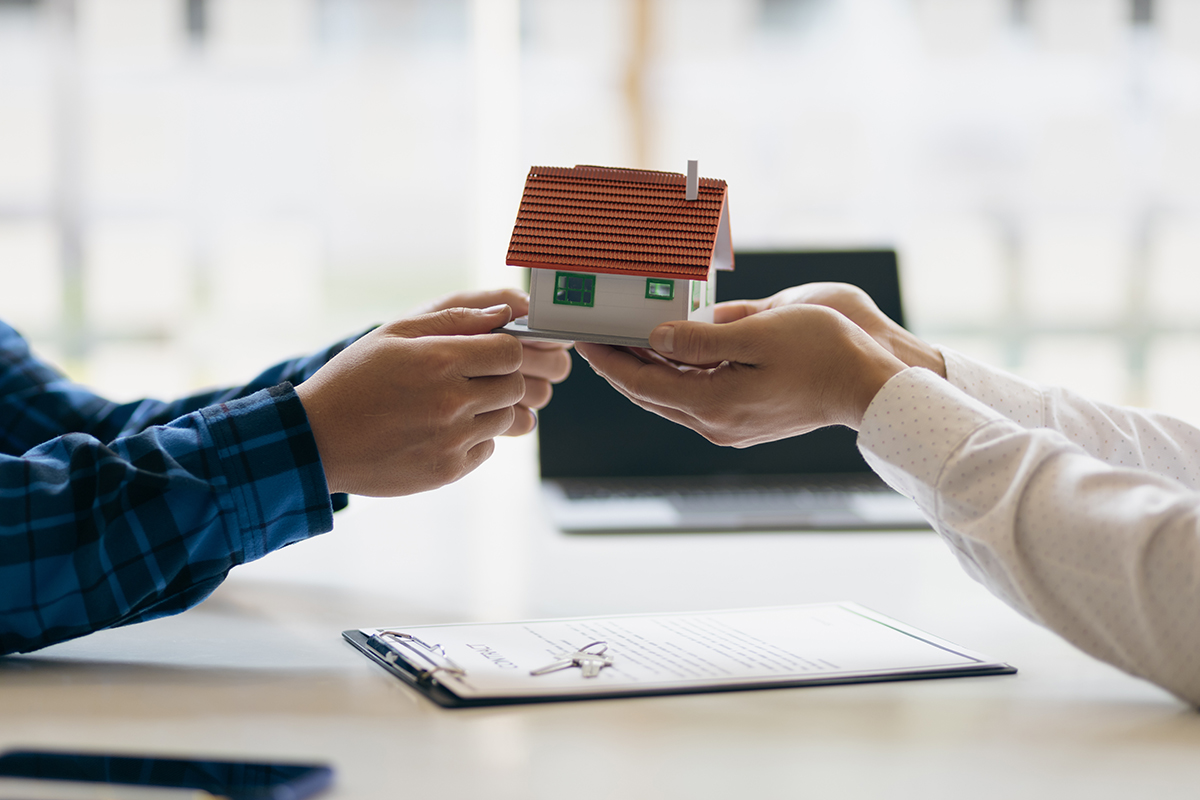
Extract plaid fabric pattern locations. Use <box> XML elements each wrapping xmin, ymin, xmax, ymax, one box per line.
<box><xmin>0</xmin><ymin>321</ymin><xmax>357</xmax><ymax>654</ymax></box>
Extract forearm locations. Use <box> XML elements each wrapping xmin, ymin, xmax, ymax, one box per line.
<box><xmin>860</xmin><ymin>368</ymin><xmax>1200</xmax><ymax>706</ymax></box>
<box><xmin>0</xmin><ymin>384</ymin><xmax>334</xmax><ymax>654</ymax></box>
<box><xmin>119</xmin><ymin>332</ymin><xmax>366</xmax><ymax>432</ymax></box>
<box><xmin>0</xmin><ymin>328</ymin><xmax>364</xmax><ymax>452</ymax></box>
<box><xmin>942</xmin><ymin>347</ymin><xmax>1200</xmax><ymax>489</ymax></box>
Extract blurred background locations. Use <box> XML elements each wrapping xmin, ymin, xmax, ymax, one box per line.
<box><xmin>4</xmin><ymin>0</ymin><xmax>1200</xmax><ymax>418</ymax></box>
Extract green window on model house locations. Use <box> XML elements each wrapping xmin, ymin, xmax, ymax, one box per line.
<box><xmin>645</xmin><ymin>278</ymin><xmax>674</xmax><ymax>300</ymax></box>
<box><xmin>553</xmin><ymin>272</ymin><xmax>595</xmax><ymax>307</ymax></box>
<box><xmin>691</xmin><ymin>280</ymin><xmax>702</xmax><ymax>311</ymax></box>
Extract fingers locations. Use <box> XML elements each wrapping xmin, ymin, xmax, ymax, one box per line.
<box><xmin>453</xmin><ymin>288</ymin><xmax>531</xmax><ymax>318</ymax></box>
<box><xmin>423</xmin><ymin>403</ymin><xmax>516</xmax><ymax>479</ymax></box>
<box><xmin>462</xmin><ymin>437</ymin><xmax>497</xmax><ymax>477</ymax></box>
<box><xmin>575</xmin><ymin>343</ymin><xmax>715</xmax><ymax>433</ymax></box>
<box><xmin>774</xmin><ymin>282</ymin><xmax>872</xmax><ymax>309</ymax></box>
<box><xmin>520</xmin><ymin>377</ymin><xmax>554</xmax><ymax>410</ymax></box>
<box><xmin>452</xmin><ymin>333</ymin><xmax>524</xmax><ymax>379</ymax></box>
<box><xmin>575</xmin><ymin>341</ymin><xmax>647</xmax><ymax>384</ymax></box>
<box><xmin>421</xmin><ymin>333</ymin><xmax>526</xmax><ymax>382</ymax></box>
<box><xmin>465</xmin><ymin>373</ymin><xmax>527</xmax><ymax>416</ymax></box>
<box><xmin>388</xmin><ymin>306</ymin><xmax>527</xmax><ymax>379</ymax></box>
<box><xmin>576</xmin><ymin>342</ymin><xmax>707</xmax><ymax>415</ymax></box>
<box><xmin>414</xmin><ymin>287</ymin><xmax>531</xmax><ymax>318</ymax></box>
<box><xmin>504</xmin><ymin>345</ymin><xmax>570</xmax><ymax>436</ymax></box>
<box><xmin>647</xmin><ymin>317</ymin><xmax>762</xmax><ymax>367</ymax></box>
<box><xmin>625</xmin><ymin>344</ymin><xmax>722</xmax><ymax>371</ymax></box>
<box><xmin>389</xmin><ymin>304</ymin><xmax>514</xmax><ymax>339</ymax></box>
<box><xmin>503</xmin><ymin>406</ymin><xmax>538</xmax><ymax>437</ymax></box>
<box><xmin>519</xmin><ymin>341</ymin><xmax>573</xmax><ymax>383</ymax></box>
<box><xmin>712</xmin><ymin>299</ymin><xmax>765</xmax><ymax>324</ymax></box>
<box><xmin>472</xmin><ymin>404</ymin><xmax>519</xmax><ymax>440</ymax></box>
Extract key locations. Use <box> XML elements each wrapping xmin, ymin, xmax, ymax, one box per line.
<box><xmin>530</xmin><ymin>641</ymin><xmax>614</xmax><ymax>678</ymax></box>
<box><xmin>579</xmin><ymin>655</ymin><xmax>612</xmax><ymax>678</ymax></box>
<box><xmin>529</xmin><ymin>657</ymin><xmax>577</xmax><ymax>676</ymax></box>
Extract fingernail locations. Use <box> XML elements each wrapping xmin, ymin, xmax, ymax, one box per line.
<box><xmin>481</xmin><ymin>304</ymin><xmax>509</xmax><ymax>315</ymax></box>
<box><xmin>651</xmin><ymin>325</ymin><xmax>675</xmax><ymax>355</ymax></box>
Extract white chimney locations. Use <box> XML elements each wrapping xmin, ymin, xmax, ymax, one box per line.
<box><xmin>686</xmin><ymin>160</ymin><xmax>698</xmax><ymax>201</ymax></box>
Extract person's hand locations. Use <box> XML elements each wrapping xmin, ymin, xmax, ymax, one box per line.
<box><xmin>575</xmin><ymin>303</ymin><xmax>907</xmax><ymax>448</ymax></box>
<box><xmin>412</xmin><ymin>288</ymin><xmax>573</xmax><ymax>434</ymax></box>
<box><xmin>296</xmin><ymin>304</ymin><xmax>525</xmax><ymax>496</ymax></box>
<box><xmin>716</xmin><ymin>283</ymin><xmax>947</xmax><ymax>378</ymax></box>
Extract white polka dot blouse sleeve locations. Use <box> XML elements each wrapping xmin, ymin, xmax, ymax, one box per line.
<box><xmin>858</xmin><ymin>354</ymin><xmax>1200</xmax><ymax>706</ymax></box>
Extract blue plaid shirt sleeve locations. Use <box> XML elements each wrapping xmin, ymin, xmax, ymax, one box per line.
<box><xmin>0</xmin><ymin>321</ymin><xmax>362</xmax><ymax>654</ymax></box>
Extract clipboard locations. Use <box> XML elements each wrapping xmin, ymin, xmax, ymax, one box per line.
<box><xmin>343</xmin><ymin>602</ymin><xmax>1016</xmax><ymax>708</ymax></box>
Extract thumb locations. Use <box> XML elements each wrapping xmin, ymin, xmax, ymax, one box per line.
<box><xmin>712</xmin><ymin>298</ymin><xmax>765</xmax><ymax>325</ymax></box>
<box><xmin>392</xmin><ymin>303</ymin><xmax>513</xmax><ymax>339</ymax></box>
<box><xmin>649</xmin><ymin>318</ymin><xmax>759</xmax><ymax>366</ymax></box>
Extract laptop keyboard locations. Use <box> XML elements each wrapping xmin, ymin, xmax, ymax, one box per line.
<box><xmin>548</xmin><ymin>474</ymin><xmax>928</xmax><ymax>531</ymax></box>
<box><xmin>561</xmin><ymin>475</ymin><xmax>889</xmax><ymax>511</ymax></box>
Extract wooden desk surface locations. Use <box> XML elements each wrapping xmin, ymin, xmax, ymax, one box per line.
<box><xmin>2</xmin><ymin>438</ymin><xmax>1197</xmax><ymax>799</ymax></box>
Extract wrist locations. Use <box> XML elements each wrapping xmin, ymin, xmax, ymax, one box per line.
<box><xmin>887</xmin><ymin>328</ymin><xmax>947</xmax><ymax>378</ymax></box>
<box><xmin>847</xmin><ymin>353</ymin><xmax>906</xmax><ymax>430</ymax></box>
<box><xmin>295</xmin><ymin>377</ymin><xmax>347</xmax><ymax>495</ymax></box>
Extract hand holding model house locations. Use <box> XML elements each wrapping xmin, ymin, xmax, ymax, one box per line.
<box><xmin>498</xmin><ymin>161</ymin><xmax>733</xmax><ymax>347</ymax></box>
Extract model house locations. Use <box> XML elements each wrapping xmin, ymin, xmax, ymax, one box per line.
<box><xmin>502</xmin><ymin>161</ymin><xmax>733</xmax><ymax>346</ymax></box>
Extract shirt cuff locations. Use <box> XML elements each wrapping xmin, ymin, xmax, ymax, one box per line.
<box><xmin>856</xmin><ymin>367</ymin><xmax>1006</xmax><ymax>511</ymax></box>
<box><xmin>940</xmin><ymin>346</ymin><xmax>1046</xmax><ymax>428</ymax></box>
<box><xmin>200</xmin><ymin>383</ymin><xmax>335</xmax><ymax>562</ymax></box>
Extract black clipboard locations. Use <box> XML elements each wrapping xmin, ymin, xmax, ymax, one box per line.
<box><xmin>342</xmin><ymin>604</ymin><xmax>1016</xmax><ymax>709</ymax></box>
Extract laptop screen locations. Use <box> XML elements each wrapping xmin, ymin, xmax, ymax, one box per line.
<box><xmin>536</xmin><ymin>250</ymin><xmax>907</xmax><ymax>480</ymax></box>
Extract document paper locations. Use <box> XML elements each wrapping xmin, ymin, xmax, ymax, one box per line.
<box><xmin>356</xmin><ymin>603</ymin><xmax>1009</xmax><ymax>701</ymax></box>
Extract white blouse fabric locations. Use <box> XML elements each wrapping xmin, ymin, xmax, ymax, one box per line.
<box><xmin>858</xmin><ymin>348</ymin><xmax>1200</xmax><ymax>706</ymax></box>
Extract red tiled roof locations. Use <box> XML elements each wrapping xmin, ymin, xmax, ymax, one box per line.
<box><xmin>506</xmin><ymin>165</ymin><xmax>728</xmax><ymax>280</ymax></box>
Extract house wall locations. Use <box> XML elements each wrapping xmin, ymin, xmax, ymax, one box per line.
<box><xmin>528</xmin><ymin>269</ymin><xmax>694</xmax><ymax>338</ymax></box>
<box><xmin>685</xmin><ymin>264</ymin><xmax>718</xmax><ymax>324</ymax></box>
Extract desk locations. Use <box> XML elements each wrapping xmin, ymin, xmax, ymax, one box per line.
<box><xmin>2</xmin><ymin>437</ymin><xmax>1197</xmax><ymax>799</ymax></box>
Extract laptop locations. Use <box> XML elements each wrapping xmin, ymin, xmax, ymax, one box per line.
<box><xmin>536</xmin><ymin>250</ymin><xmax>930</xmax><ymax>532</ymax></box>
